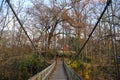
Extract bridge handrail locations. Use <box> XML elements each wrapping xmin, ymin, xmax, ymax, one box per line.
<box><xmin>28</xmin><ymin>61</ymin><xmax>56</xmax><ymax>80</ymax></box>
<box><xmin>63</xmin><ymin>60</ymin><xmax>82</xmax><ymax>80</ymax></box>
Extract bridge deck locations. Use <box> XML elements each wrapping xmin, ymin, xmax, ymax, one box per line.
<box><xmin>49</xmin><ymin>58</ymin><xmax>67</xmax><ymax>80</ymax></box>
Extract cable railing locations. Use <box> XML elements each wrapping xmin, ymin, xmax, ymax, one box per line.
<box><xmin>63</xmin><ymin>60</ymin><xmax>82</xmax><ymax>80</ymax></box>
<box><xmin>28</xmin><ymin>61</ymin><xmax>56</xmax><ymax>80</ymax></box>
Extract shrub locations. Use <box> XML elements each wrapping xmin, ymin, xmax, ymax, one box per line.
<box><xmin>13</xmin><ymin>54</ymin><xmax>49</xmax><ymax>80</ymax></box>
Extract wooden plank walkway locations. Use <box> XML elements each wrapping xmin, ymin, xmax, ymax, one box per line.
<box><xmin>49</xmin><ymin>58</ymin><xmax>67</xmax><ymax>80</ymax></box>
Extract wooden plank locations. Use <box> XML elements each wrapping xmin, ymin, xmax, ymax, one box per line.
<box><xmin>49</xmin><ymin>59</ymin><xmax>67</xmax><ymax>80</ymax></box>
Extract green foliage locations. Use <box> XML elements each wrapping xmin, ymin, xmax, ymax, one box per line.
<box><xmin>67</xmin><ymin>59</ymin><xmax>92</xmax><ymax>80</ymax></box>
<box><xmin>45</xmin><ymin>52</ymin><xmax>54</xmax><ymax>60</ymax></box>
<box><xmin>83</xmin><ymin>56</ymin><xmax>91</xmax><ymax>63</ymax></box>
<box><xmin>13</xmin><ymin>54</ymin><xmax>48</xmax><ymax>79</ymax></box>
<box><xmin>0</xmin><ymin>54</ymin><xmax>49</xmax><ymax>80</ymax></box>
<box><xmin>84</xmin><ymin>63</ymin><xmax>91</xmax><ymax>80</ymax></box>
<box><xmin>67</xmin><ymin>60</ymin><xmax>84</xmax><ymax>70</ymax></box>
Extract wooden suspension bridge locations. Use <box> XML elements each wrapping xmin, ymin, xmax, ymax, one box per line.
<box><xmin>2</xmin><ymin>0</ymin><xmax>119</xmax><ymax>80</ymax></box>
<box><xmin>28</xmin><ymin>58</ymin><xmax>82</xmax><ymax>80</ymax></box>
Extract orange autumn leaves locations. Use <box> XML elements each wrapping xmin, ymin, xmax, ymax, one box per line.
<box><xmin>62</xmin><ymin>9</ymin><xmax>85</xmax><ymax>28</ymax></box>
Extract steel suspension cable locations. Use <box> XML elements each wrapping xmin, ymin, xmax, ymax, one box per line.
<box><xmin>5</xmin><ymin>0</ymin><xmax>40</xmax><ymax>55</ymax></box>
<box><xmin>70</xmin><ymin>0</ymin><xmax>112</xmax><ymax>64</ymax></box>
